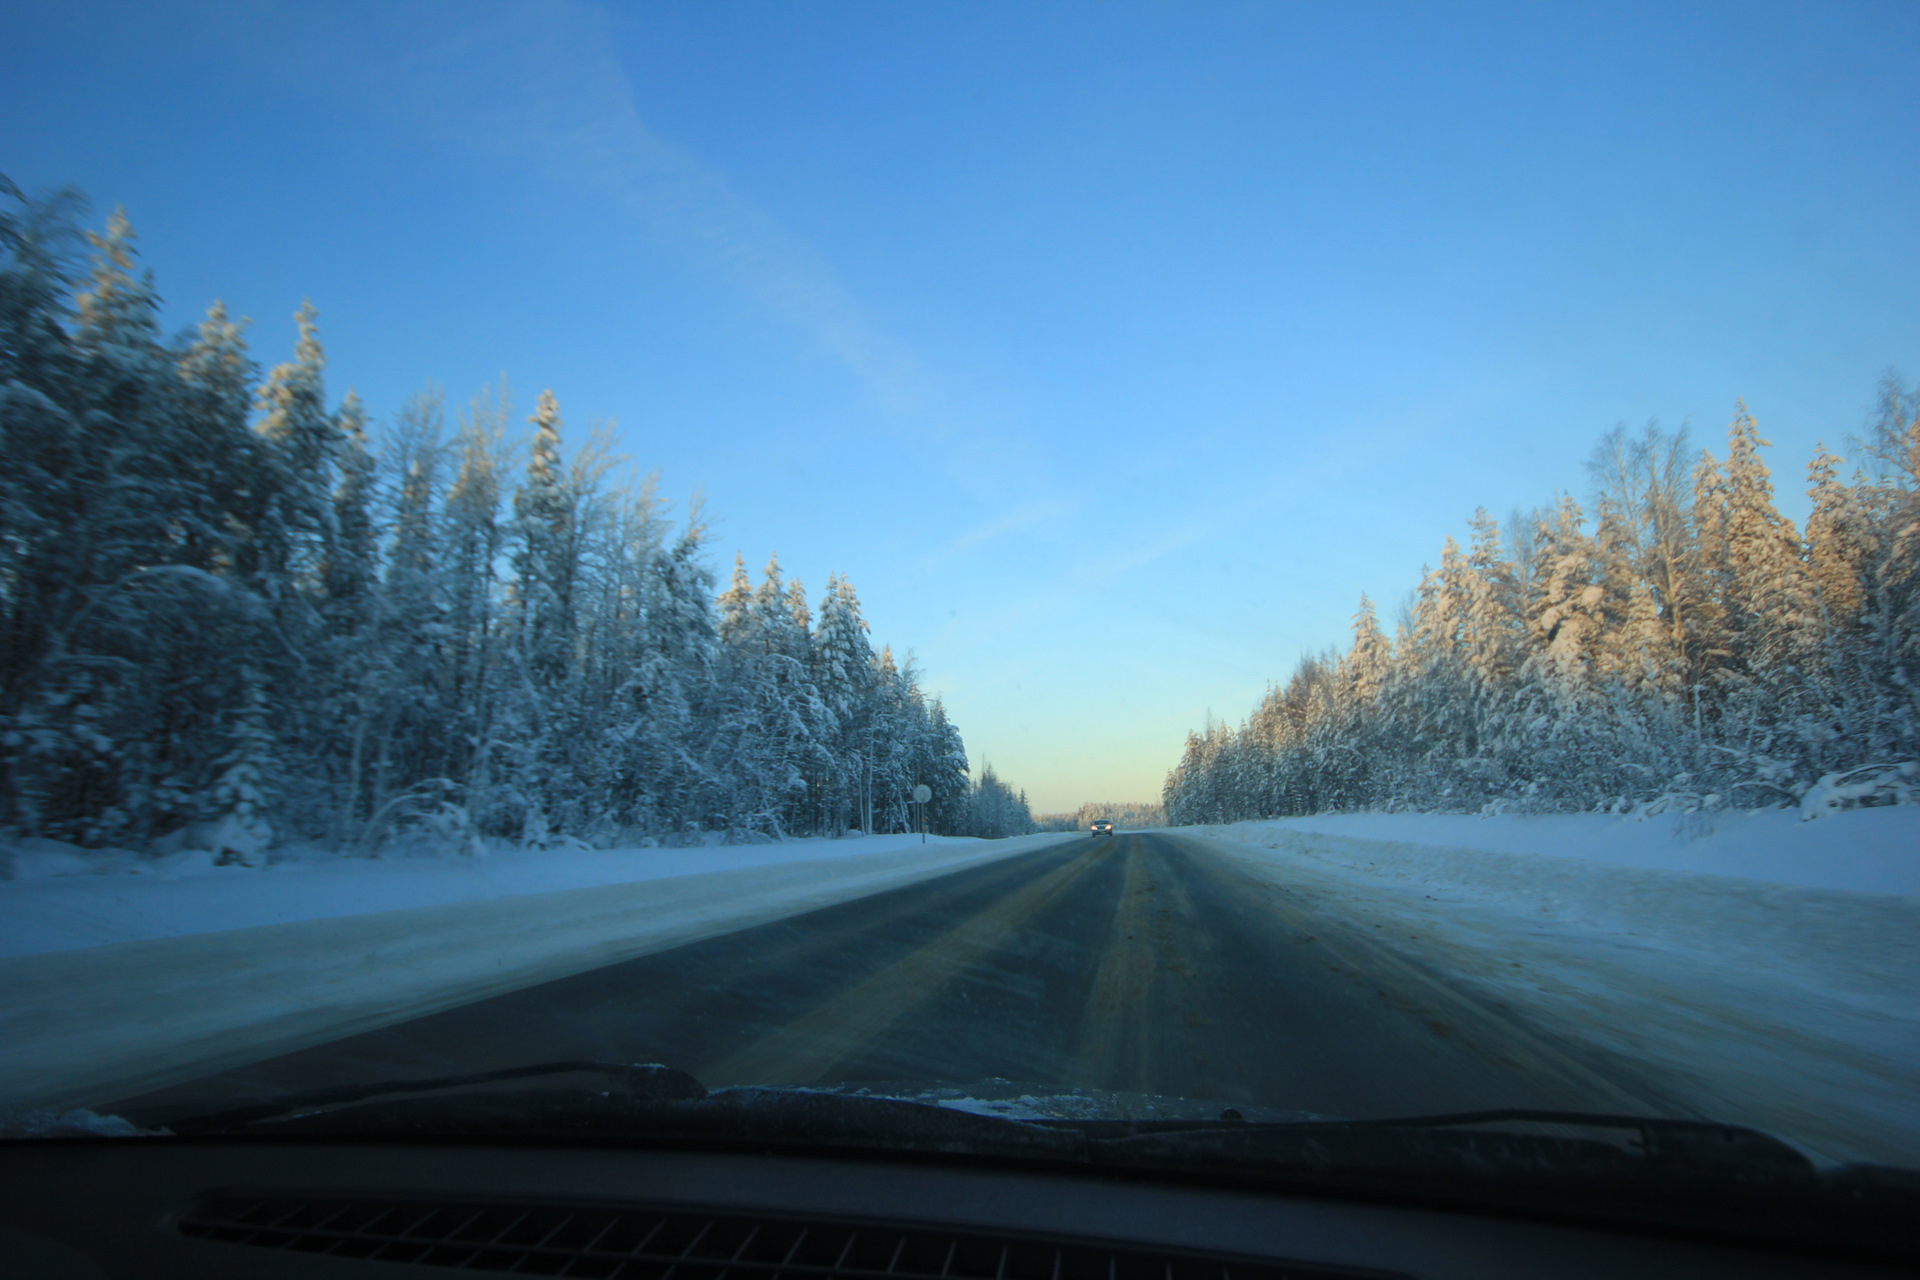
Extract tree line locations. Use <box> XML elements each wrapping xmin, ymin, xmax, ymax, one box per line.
<box><xmin>1034</xmin><ymin>801</ymin><xmax>1166</xmax><ymax>832</ymax></box>
<box><xmin>0</xmin><ymin>181</ymin><xmax>1021</xmax><ymax>857</ymax></box>
<box><xmin>1165</xmin><ymin>389</ymin><xmax>1920</xmax><ymax>824</ymax></box>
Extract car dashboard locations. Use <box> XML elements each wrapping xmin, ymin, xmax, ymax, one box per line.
<box><xmin>0</xmin><ymin>1141</ymin><xmax>1897</xmax><ymax>1280</ymax></box>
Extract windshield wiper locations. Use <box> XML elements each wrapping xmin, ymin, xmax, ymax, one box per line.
<box><xmin>1076</xmin><ymin>1106</ymin><xmax>1814</xmax><ymax>1174</ymax></box>
<box><xmin>112</xmin><ymin>1071</ymin><xmax>1920</xmax><ymax>1262</ymax></box>
<box><xmin>150</xmin><ymin>1060</ymin><xmax>707</xmax><ymax>1136</ymax></box>
<box><xmin>149</xmin><ymin>1062</ymin><xmax>1081</xmax><ymax>1157</ymax></box>
<box><xmin>1082</xmin><ymin>1106</ymin><xmax>1920</xmax><ymax>1262</ymax></box>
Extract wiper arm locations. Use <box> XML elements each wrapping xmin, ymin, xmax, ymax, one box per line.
<box><xmin>1320</xmin><ymin>1108</ymin><xmax>1815</xmax><ymax>1175</ymax></box>
<box><xmin>155</xmin><ymin>1067</ymin><xmax>1083</xmax><ymax>1157</ymax></box>
<box><xmin>158</xmin><ymin>1060</ymin><xmax>705</xmax><ymax>1135</ymax></box>
<box><xmin>1088</xmin><ymin>1106</ymin><xmax>1817</xmax><ymax>1182</ymax></box>
<box><xmin>1078</xmin><ymin>1109</ymin><xmax>1920</xmax><ymax>1263</ymax></box>
<box><xmin>1043</xmin><ymin>1106</ymin><xmax>1803</xmax><ymax>1171</ymax></box>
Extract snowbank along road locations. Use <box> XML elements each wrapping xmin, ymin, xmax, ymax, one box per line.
<box><xmin>115</xmin><ymin>832</ymin><xmax>1677</xmax><ymax>1130</ymax></box>
<box><xmin>0</xmin><ymin>835</ymin><xmax>1061</xmax><ymax>1113</ymax></box>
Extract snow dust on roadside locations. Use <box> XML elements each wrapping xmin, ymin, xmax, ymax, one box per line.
<box><xmin>1177</xmin><ymin>808</ymin><xmax>1920</xmax><ymax>1168</ymax></box>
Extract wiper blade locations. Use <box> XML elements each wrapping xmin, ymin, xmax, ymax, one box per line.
<box><xmin>155</xmin><ymin>1067</ymin><xmax>1081</xmax><ymax>1157</ymax></box>
<box><xmin>1079</xmin><ymin>1107</ymin><xmax>1812</xmax><ymax>1173</ymax></box>
<box><xmin>157</xmin><ymin>1060</ymin><xmax>706</xmax><ymax>1135</ymax></box>
<box><xmin>1082</xmin><ymin>1109</ymin><xmax>1919</xmax><ymax>1263</ymax></box>
<box><xmin>1323</xmin><ymin>1108</ymin><xmax>1815</xmax><ymax>1175</ymax></box>
<box><xmin>110</xmin><ymin>1078</ymin><xmax>1920</xmax><ymax>1261</ymax></box>
<box><xmin>1090</xmin><ymin>1106</ymin><xmax>1817</xmax><ymax>1183</ymax></box>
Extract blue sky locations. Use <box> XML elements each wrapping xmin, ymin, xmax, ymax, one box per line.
<box><xmin>4</xmin><ymin>0</ymin><xmax>1917</xmax><ymax>811</ymax></box>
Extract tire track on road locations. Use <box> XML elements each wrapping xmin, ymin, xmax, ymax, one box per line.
<box><xmin>702</xmin><ymin>840</ymin><xmax>1120</xmax><ymax>1087</ymax></box>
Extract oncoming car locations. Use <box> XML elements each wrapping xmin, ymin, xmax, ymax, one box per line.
<box><xmin>1089</xmin><ymin>819</ymin><xmax>1115</xmax><ymax>837</ymax></box>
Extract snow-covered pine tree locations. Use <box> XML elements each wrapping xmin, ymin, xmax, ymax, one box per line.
<box><xmin>207</xmin><ymin>667</ymin><xmax>275</xmax><ymax>866</ymax></box>
<box><xmin>923</xmin><ymin>695</ymin><xmax>970</xmax><ymax>834</ymax></box>
<box><xmin>1806</xmin><ymin>444</ymin><xmax>1871</xmax><ymax>633</ymax></box>
<box><xmin>388</xmin><ymin>387</ymin><xmax>444</xmax><ymax>583</ymax></box>
<box><xmin>511</xmin><ymin>389</ymin><xmax>576</xmax><ymax>688</ymax></box>
<box><xmin>441</xmin><ymin>382</ymin><xmax>508</xmax><ymax>823</ymax></box>
<box><xmin>813</xmin><ymin>573</ymin><xmax>875</xmax><ymax>832</ymax></box>
<box><xmin>253</xmin><ymin>300</ymin><xmax>335</xmax><ymax>589</ymax></box>
<box><xmin>630</xmin><ymin>518</ymin><xmax>720</xmax><ymax>837</ymax></box>
<box><xmin>322</xmin><ymin>390</ymin><xmax>377</xmax><ymax>616</ymax></box>
<box><xmin>1461</xmin><ymin>508</ymin><xmax>1524</xmax><ymax>691</ymax></box>
<box><xmin>716</xmin><ymin>553</ymin><xmax>754</xmax><ymax>647</ymax></box>
<box><xmin>174</xmin><ymin>301</ymin><xmax>261</xmax><ymax>576</ymax></box>
<box><xmin>1687</xmin><ymin>445</ymin><xmax>1737</xmax><ymax>699</ymax></box>
<box><xmin>1720</xmin><ymin>402</ymin><xmax>1815</xmax><ymax>677</ymax></box>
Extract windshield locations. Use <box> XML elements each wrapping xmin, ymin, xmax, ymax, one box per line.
<box><xmin>2</xmin><ymin>0</ymin><xmax>1918</xmax><ymax>1244</ymax></box>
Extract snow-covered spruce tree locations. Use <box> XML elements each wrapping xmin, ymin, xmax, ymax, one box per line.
<box><xmin>1721</xmin><ymin>404</ymin><xmax>1817</xmax><ymax>678</ymax></box>
<box><xmin>511</xmin><ymin>389</ymin><xmax>576</xmax><ymax>690</ymax></box>
<box><xmin>922</xmin><ymin>695</ymin><xmax>972</xmax><ymax>834</ymax></box>
<box><xmin>624</xmin><ymin>519</ymin><xmax>720</xmax><ymax>839</ymax></box>
<box><xmin>321</xmin><ymin>391</ymin><xmax>378</xmax><ymax>618</ymax></box>
<box><xmin>866</xmin><ymin>645</ymin><xmax>925</xmax><ymax>834</ymax></box>
<box><xmin>174</xmin><ymin>300</ymin><xmax>262</xmax><ymax>577</ymax></box>
<box><xmin>207</xmin><ymin>667</ymin><xmax>275</xmax><ymax>866</ymax></box>
<box><xmin>811</xmin><ymin>573</ymin><xmax>873</xmax><ymax>832</ymax></box>
<box><xmin>252</xmin><ymin>300</ymin><xmax>335</xmax><ymax>590</ymax></box>
<box><xmin>709</xmin><ymin>555</ymin><xmax>832</xmax><ymax>839</ymax></box>
<box><xmin>1806</xmin><ymin>443</ymin><xmax>1873</xmax><ymax>633</ymax></box>
<box><xmin>441</xmin><ymin>382</ymin><xmax>509</xmax><ymax>825</ymax></box>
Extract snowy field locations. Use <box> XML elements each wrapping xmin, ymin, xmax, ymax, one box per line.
<box><xmin>0</xmin><ymin>832</ymin><xmax>1069</xmax><ymax>1111</ymax></box>
<box><xmin>1178</xmin><ymin>807</ymin><xmax>1920</xmax><ymax>1165</ymax></box>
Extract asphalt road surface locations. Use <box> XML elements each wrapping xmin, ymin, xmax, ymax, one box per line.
<box><xmin>116</xmin><ymin>832</ymin><xmax>1664</xmax><ymax>1121</ymax></box>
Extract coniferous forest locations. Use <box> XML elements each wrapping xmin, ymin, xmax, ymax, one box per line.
<box><xmin>1166</xmin><ymin>390</ymin><xmax>1920</xmax><ymax>824</ymax></box>
<box><xmin>0</xmin><ymin>184</ymin><xmax>1033</xmax><ymax>857</ymax></box>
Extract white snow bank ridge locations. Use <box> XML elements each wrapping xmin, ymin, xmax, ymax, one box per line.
<box><xmin>1231</xmin><ymin>805</ymin><xmax>1919</xmax><ymax>897</ymax></box>
<box><xmin>0</xmin><ymin>832</ymin><xmax>1071</xmax><ymax>1111</ymax></box>
<box><xmin>0</xmin><ymin>832</ymin><xmax>1014</xmax><ymax>959</ymax></box>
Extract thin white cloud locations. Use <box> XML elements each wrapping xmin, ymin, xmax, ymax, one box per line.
<box><xmin>251</xmin><ymin>0</ymin><xmax>930</xmax><ymax>416</ymax></box>
<box><xmin>921</xmin><ymin>497</ymin><xmax>1080</xmax><ymax>569</ymax></box>
<box><xmin>159</xmin><ymin>0</ymin><xmax>1084</xmax><ymax>519</ymax></box>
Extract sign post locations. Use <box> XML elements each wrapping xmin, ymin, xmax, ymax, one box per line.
<box><xmin>912</xmin><ymin>784</ymin><xmax>932</xmax><ymax>844</ymax></box>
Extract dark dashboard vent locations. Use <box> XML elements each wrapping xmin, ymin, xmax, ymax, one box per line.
<box><xmin>178</xmin><ymin>1195</ymin><xmax>1391</xmax><ymax>1280</ymax></box>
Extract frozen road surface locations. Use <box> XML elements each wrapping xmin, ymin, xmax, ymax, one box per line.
<box><xmin>115</xmin><ymin>832</ymin><xmax>1670</xmax><ymax>1123</ymax></box>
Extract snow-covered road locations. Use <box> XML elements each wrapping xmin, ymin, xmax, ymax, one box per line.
<box><xmin>4</xmin><ymin>808</ymin><xmax>1915</xmax><ymax>1171</ymax></box>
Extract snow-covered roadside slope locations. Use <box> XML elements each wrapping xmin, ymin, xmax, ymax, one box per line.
<box><xmin>1235</xmin><ymin>807</ymin><xmax>1920</xmax><ymax>896</ymax></box>
<box><xmin>0</xmin><ymin>833</ymin><xmax>1007</xmax><ymax>959</ymax></box>
<box><xmin>0</xmin><ymin>834</ymin><xmax>1069</xmax><ymax>1113</ymax></box>
<box><xmin>1177</xmin><ymin>812</ymin><xmax>1920</xmax><ymax>1166</ymax></box>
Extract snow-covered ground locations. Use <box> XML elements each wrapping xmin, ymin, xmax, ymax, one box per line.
<box><xmin>0</xmin><ymin>832</ymin><xmax>1069</xmax><ymax>1112</ymax></box>
<box><xmin>0</xmin><ymin>832</ymin><xmax>1028</xmax><ymax>958</ymax></box>
<box><xmin>5</xmin><ymin>810</ymin><xmax>1916</xmax><ymax>1164</ymax></box>
<box><xmin>1226</xmin><ymin>806</ymin><xmax>1920</xmax><ymax>896</ymax></box>
<box><xmin>1177</xmin><ymin>807</ymin><xmax>1920</xmax><ymax>1166</ymax></box>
